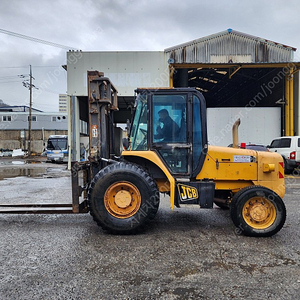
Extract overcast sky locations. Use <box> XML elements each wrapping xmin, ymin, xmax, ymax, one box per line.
<box><xmin>1</xmin><ymin>0</ymin><xmax>300</xmax><ymax>111</ymax></box>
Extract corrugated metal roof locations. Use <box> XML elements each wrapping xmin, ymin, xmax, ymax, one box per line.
<box><xmin>165</xmin><ymin>29</ymin><xmax>295</xmax><ymax>64</ymax></box>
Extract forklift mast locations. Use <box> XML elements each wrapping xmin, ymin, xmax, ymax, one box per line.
<box><xmin>71</xmin><ymin>71</ymin><xmax>119</xmax><ymax>212</ymax></box>
<box><xmin>87</xmin><ymin>71</ymin><xmax>118</xmax><ymax>169</ymax></box>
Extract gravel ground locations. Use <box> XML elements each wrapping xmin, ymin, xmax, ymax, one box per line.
<box><xmin>0</xmin><ymin>160</ymin><xmax>299</xmax><ymax>300</ymax></box>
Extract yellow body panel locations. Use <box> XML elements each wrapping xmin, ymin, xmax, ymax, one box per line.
<box><xmin>122</xmin><ymin>150</ymin><xmax>176</xmax><ymax>208</ymax></box>
<box><xmin>122</xmin><ymin>145</ymin><xmax>285</xmax><ymax>208</ymax></box>
<box><xmin>256</xmin><ymin>151</ymin><xmax>285</xmax><ymax>198</ymax></box>
<box><xmin>197</xmin><ymin>146</ymin><xmax>285</xmax><ymax>199</ymax></box>
<box><xmin>197</xmin><ymin>146</ymin><xmax>258</xmax><ymax>181</ymax></box>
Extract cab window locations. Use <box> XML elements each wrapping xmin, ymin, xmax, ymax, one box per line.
<box><xmin>130</xmin><ymin>95</ymin><xmax>148</xmax><ymax>150</ymax></box>
<box><xmin>152</xmin><ymin>95</ymin><xmax>187</xmax><ymax>143</ymax></box>
<box><xmin>193</xmin><ymin>95</ymin><xmax>202</xmax><ymax>171</ymax></box>
<box><xmin>152</xmin><ymin>94</ymin><xmax>188</xmax><ymax>174</ymax></box>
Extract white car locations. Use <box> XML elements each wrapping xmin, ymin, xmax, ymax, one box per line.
<box><xmin>268</xmin><ymin>136</ymin><xmax>300</xmax><ymax>174</ymax></box>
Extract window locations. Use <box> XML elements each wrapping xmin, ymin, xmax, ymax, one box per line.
<box><xmin>270</xmin><ymin>139</ymin><xmax>280</xmax><ymax>148</ymax></box>
<box><xmin>281</xmin><ymin>138</ymin><xmax>291</xmax><ymax>148</ymax></box>
<box><xmin>152</xmin><ymin>94</ymin><xmax>187</xmax><ymax>143</ymax></box>
<box><xmin>2</xmin><ymin>115</ymin><xmax>12</xmax><ymax>122</ymax></box>
<box><xmin>193</xmin><ymin>95</ymin><xmax>202</xmax><ymax>171</ymax></box>
<box><xmin>80</xmin><ymin>120</ymin><xmax>88</xmax><ymax>135</ymax></box>
<box><xmin>152</xmin><ymin>94</ymin><xmax>188</xmax><ymax>173</ymax></box>
<box><xmin>130</xmin><ymin>94</ymin><xmax>148</xmax><ymax>151</ymax></box>
<box><xmin>52</xmin><ymin>116</ymin><xmax>62</xmax><ymax>122</ymax></box>
<box><xmin>270</xmin><ymin>138</ymin><xmax>291</xmax><ymax>148</ymax></box>
<box><xmin>47</xmin><ymin>138</ymin><xmax>68</xmax><ymax>150</ymax></box>
<box><xmin>28</xmin><ymin>116</ymin><xmax>37</xmax><ymax>122</ymax></box>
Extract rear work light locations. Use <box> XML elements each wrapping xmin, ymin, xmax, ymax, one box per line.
<box><xmin>290</xmin><ymin>151</ymin><xmax>296</xmax><ymax>160</ymax></box>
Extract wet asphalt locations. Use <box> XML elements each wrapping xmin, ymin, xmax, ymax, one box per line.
<box><xmin>0</xmin><ymin>159</ymin><xmax>299</xmax><ymax>300</ymax></box>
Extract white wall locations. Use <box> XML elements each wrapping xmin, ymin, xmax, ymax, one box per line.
<box><xmin>67</xmin><ymin>51</ymin><xmax>169</xmax><ymax>96</ymax></box>
<box><xmin>207</xmin><ymin>107</ymin><xmax>281</xmax><ymax>147</ymax></box>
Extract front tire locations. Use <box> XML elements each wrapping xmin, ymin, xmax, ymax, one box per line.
<box><xmin>88</xmin><ymin>162</ymin><xmax>159</xmax><ymax>234</ymax></box>
<box><xmin>230</xmin><ymin>186</ymin><xmax>286</xmax><ymax>237</ymax></box>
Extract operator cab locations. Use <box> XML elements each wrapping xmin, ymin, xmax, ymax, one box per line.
<box><xmin>128</xmin><ymin>88</ymin><xmax>208</xmax><ymax>178</ymax></box>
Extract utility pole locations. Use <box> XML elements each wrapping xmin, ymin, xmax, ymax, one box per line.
<box><xmin>28</xmin><ymin>65</ymin><xmax>32</xmax><ymax>155</ymax></box>
<box><xmin>23</xmin><ymin>65</ymin><xmax>38</xmax><ymax>156</ymax></box>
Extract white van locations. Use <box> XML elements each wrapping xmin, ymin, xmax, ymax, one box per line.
<box><xmin>268</xmin><ymin>136</ymin><xmax>300</xmax><ymax>173</ymax></box>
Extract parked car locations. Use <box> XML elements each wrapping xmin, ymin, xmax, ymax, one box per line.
<box><xmin>227</xmin><ymin>143</ymin><xmax>269</xmax><ymax>151</ymax></box>
<box><xmin>268</xmin><ymin>136</ymin><xmax>300</xmax><ymax>174</ymax></box>
<box><xmin>244</xmin><ymin>144</ymin><xmax>269</xmax><ymax>152</ymax></box>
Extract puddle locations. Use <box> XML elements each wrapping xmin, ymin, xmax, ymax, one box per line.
<box><xmin>0</xmin><ymin>159</ymin><xmax>68</xmax><ymax>180</ymax></box>
<box><xmin>0</xmin><ymin>168</ymin><xmax>47</xmax><ymax>180</ymax></box>
<box><xmin>11</xmin><ymin>161</ymin><xmax>25</xmax><ymax>165</ymax></box>
<box><xmin>0</xmin><ymin>160</ymin><xmax>45</xmax><ymax>166</ymax></box>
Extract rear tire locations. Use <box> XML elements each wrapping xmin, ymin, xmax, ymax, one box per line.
<box><xmin>283</xmin><ymin>158</ymin><xmax>293</xmax><ymax>174</ymax></box>
<box><xmin>88</xmin><ymin>162</ymin><xmax>159</xmax><ymax>234</ymax></box>
<box><xmin>230</xmin><ymin>186</ymin><xmax>286</xmax><ymax>237</ymax></box>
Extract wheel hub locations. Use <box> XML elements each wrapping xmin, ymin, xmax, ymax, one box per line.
<box><xmin>114</xmin><ymin>190</ymin><xmax>132</xmax><ymax>208</ymax></box>
<box><xmin>104</xmin><ymin>181</ymin><xmax>141</xmax><ymax>219</ymax></box>
<box><xmin>248</xmin><ymin>202</ymin><xmax>269</xmax><ymax>222</ymax></box>
<box><xmin>242</xmin><ymin>197</ymin><xmax>276</xmax><ymax>229</ymax></box>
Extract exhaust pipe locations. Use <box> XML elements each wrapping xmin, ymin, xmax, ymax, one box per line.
<box><xmin>232</xmin><ymin>118</ymin><xmax>241</xmax><ymax>148</ymax></box>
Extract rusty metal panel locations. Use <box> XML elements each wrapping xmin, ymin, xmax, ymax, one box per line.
<box><xmin>165</xmin><ymin>29</ymin><xmax>294</xmax><ymax>64</ymax></box>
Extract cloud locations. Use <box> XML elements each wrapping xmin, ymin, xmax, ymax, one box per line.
<box><xmin>0</xmin><ymin>0</ymin><xmax>300</xmax><ymax>111</ymax></box>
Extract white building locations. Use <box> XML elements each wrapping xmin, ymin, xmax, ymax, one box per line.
<box><xmin>0</xmin><ymin>105</ymin><xmax>67</xmax><ymax>153</ymax></box>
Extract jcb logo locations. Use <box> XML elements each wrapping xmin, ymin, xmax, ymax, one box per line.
<box><xmin>177</xmin><ymin>184</ymin><xmax>198</xmax><ymax>202</ymax></box>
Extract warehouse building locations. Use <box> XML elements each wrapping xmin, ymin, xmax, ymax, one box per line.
<box><xmin>66</xmin><ymin>29</ymin><xmax>300</xmax><ymax>161</ymax></box>
<box><xmin>0</xmin><ymin>105</ymin><xmax>67</xmax><ymax>153</ymax></box>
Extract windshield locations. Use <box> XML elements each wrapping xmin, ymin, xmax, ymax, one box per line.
<box><xmin>130</xmin><ymin>95</ymin><xmax>148</xmax><ymax>150</ymax></box>
<box><xmin>270</xmin><ymin>138</ymin><xmax>291</xmax><ymax>148</ymax></box>
<box><xmin>47</xmin><ymin>138</ymin><xmax>68</xmax><ymax>150</ymax></box>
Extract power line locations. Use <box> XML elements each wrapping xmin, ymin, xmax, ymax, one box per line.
<box><xmin>0</xmin><ymin>66</ymin><xmax>62</xmax><ymax>69</ymax></box>
<box><xmin>35</xmin><ymin>86</ymin><xmax>62</xmax><ymax>94</ymax></box>
<box><xmin>0</xmin><ymin>28</ymin><xmax>76</xmax><ymax>50</ymax></box>
<box><xmin>32</xmin><ymin>66</ymin><xmax>63</xmax><ymax>68</ymax></box>
<box><xmin>0</xmin><ymin>66</ymin><xmax>29</xmax><ymax>69</ymax></box>
<box><xmin>0</xmin><ymin>80</ymin><xmax>25</xmax><ymax>84</ymax></box>
<box><xmin>0</xmin><ymin>75</ymin><xmax>28</xmax><ymax>79</ymax></box>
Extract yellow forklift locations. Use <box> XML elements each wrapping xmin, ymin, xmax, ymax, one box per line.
<box><xmin>84</xmin><ymin>71</ymin><xmax>286</xmax><ymax>237</ymax></box>
<box><xmin>1</xmin><ymin>71</ymin><xmax>286</xmax><ymax>237</ymax></box>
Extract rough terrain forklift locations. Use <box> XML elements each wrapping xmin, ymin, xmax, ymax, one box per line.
<box><xmin>84</xmin><ymin>71</ymin><xmax>286</xmax><ymax>237</ymax></box>
<box><xmin>0</xmin><ymin>71</ymin><xmax>286</xmax><ymax>237</ymax></box>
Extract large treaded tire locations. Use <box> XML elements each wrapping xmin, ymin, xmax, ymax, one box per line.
<box><xmin>230</xmin><ymin>186</ymin><xmax>286</xmax><ymax>237</ymax></box>
<box><xmin>88</xmin><ymin>162</ymin><xmax>159</xmax><ymax>234</ymax></box>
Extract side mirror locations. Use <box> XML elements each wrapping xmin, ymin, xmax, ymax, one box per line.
<box><xmin>122</xmin><ymin>138</ymin><xmax>129</xmax><ymax>150</ymax></box>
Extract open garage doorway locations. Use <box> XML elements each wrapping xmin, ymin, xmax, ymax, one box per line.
<box><xmin>171</xmin><ymin>63</ymin><xmax>300</xmax><ymax>146</ymax></box>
